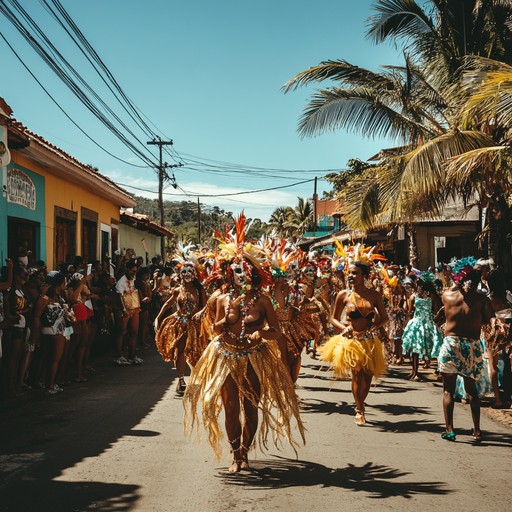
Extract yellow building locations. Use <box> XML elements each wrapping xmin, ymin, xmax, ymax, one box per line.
<box><xmin>1</xmin><ymin>98</ymin><xmax>135</xmax><ymax>269</ymax></box>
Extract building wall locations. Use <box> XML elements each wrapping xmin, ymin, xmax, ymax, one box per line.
<box><xmin>9</xmin><ymin>152</ymin><xmax>121</xmax><ymax>268</ymax></box>
<box><xmin>119</xmin><ymin>224</ymin><xmax>161</xmax><ymax>262</ymax></box>
<box><xmin>414</xmin><ymin>223</ymin><xmax>480</xmax><ymax>268</ymax></box>
<box><xmin>0</xmin><ymin>162</ymin><xmax>47</xmax><ymax>263</ymax></box>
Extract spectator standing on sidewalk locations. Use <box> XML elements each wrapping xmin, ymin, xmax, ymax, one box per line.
<box><xmin>114</xmin><ymin>259</ymin><xmax>142</xmax><ymax>365</ymax></box>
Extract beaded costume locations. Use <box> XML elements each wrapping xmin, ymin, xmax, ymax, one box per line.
<box><xmin>155</xmin><ymin>290</ymin><xmax>202</xmax><ymax>366</ymax></box>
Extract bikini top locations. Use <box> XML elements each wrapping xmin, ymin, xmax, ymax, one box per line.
<box><xmin>347</xmin><ymin>290</ymin><xmax>375</xmax><ymax>321</ymax></box>
<box><xmin>347</xmin><ymin>309</ymin><xmax>375</xmax><ymax>321</ymax></box>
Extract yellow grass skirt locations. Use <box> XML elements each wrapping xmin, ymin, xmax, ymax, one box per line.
<box><xmin>318</xmin><ymin>333</ymin><xmax>386</xmax><ymax>379</ymax></box>
<box><xmin>183</xmin><ymin>335</ymin><xmax>306</xmax><ymax>461</ymax></box>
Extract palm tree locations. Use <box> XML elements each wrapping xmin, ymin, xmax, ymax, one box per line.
<box><xmin>284</xmin><ymin>0</ymin><xmax>512</xmax><ymax>262</ymax></box>
<box><xmin>287</xmin><ymin>197</ymin><xmax>314</xmax><ymax>237</ymax></box>
<box><xmin>268</xmin><ymin>206</ymin><xmax>295</xmax><ymax>237</ymax></box>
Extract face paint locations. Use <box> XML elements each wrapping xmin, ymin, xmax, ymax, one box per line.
<box><xmin>180</xmin><ymin>266</ymin><xmax>195</xmax><ymax>282</ymax></box>
<box><xmin>302</xmin><ymin>265</ymin><xmax>316</xmax><ymax>282</ymax></box>
<box><xmin>231</xmin><ymin>264</ymin><xmax>247</xmax><ymax>287</ymax></box>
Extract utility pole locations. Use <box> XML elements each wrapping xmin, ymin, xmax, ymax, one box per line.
<box><xmin>197</xmin><ymin>197</ymin><xmax>201</xmax><ymax>245</ymax></box>
<box><xmin>313</xmin><ymin>176</ymin><xmax>318</xmax><ymax>233</ymax></box>
<box><xmin>147</xmin><ymin>137</ymin><xmax>176</xmax><ymax>260</ymax></box>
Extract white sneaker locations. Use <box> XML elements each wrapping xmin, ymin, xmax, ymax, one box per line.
<box><xmin>115</xmin><ymin>356</ymin><xmax>132</xmax><ymax>365</ymax></box>
<box><xmin>128</xmin><ymin>356</ymin><xmax>143</xmax><ymax>364</ymax></box>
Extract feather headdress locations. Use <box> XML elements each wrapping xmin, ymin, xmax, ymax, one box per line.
<box><xmin>449</xmin><ymin>256</ymin><xmax>477</xmax><ymax>284</ymax></box>
<box><xmin>172</xmin><ymin>242</ymin><xmax>197</xmax><ymax>268</ymax></box>
<box><xmin>269</xmin><ymin>239</ymin><xmax>296</xmax><ymax>277</ymax></box>
<box><xmin>216</xmin><ymin>212</ymin><xmax>272</xmax><ymax>286</ymax></box>
<box><xmin>345</xmin><ymin>243</ymin><xmax>387</xmax><ymax>270</ymax></box>
<box><xmin>379</xmin><ymin>265</ymin><xmax>399</xmax><ymax>287</ymax></box>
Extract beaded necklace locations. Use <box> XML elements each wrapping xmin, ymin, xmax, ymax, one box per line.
<box><xmin>227</xmin><ymin>289</ymin><xmax>260</xmax><ymax>343</ymax></box>
<box><xmin>177</xmin><ymin>286</ymin><xmax>198</xmax><ymax>319</ymax></box>
<box><xmin>270</xmin><ymin>285</ymin><xmax>294</xmax><ymax>310</ymax></box>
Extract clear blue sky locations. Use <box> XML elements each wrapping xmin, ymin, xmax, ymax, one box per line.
<box><xmin>0</xmin><ymin>0</ymin><xmax>401</xmax><ymax>221</ymax></box>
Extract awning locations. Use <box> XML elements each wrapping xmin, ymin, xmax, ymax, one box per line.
<box><xmin>309</xmin><ymin>231</ymin><xmax>366</xmax><ymax>249</ymax></box>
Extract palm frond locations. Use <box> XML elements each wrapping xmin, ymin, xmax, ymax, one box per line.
<box><xmin>297</xmin><ymin>86</ymin><xmax>434</xmax><ymax>140</ymax></box>
<box><xmin>366</xmin><ymin>0</ymin><xmax>435</xmax><ymax>43</ymax></box>
<box><xmin>282</xmin><ymin>60</ymin><xmax>393</xmax><ymax>93</ymax></box>
<box><xmin>445</xmin><ymin>145</ymin><xmax>509</xmax><ymax>191</ymax></box>
<box><xmin>398</xmin><ymin>130</ymin><xmax>496</xmax><ymax>196</ymax></box>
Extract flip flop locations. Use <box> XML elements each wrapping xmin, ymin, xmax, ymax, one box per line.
<box><xmin>441</xmin><ymin>431</ymin><xmax>456</xmax><ymax>441</ymax></box>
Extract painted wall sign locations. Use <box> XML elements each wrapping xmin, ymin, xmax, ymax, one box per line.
<box><xmin>7</xmin><ymin>169</ymin><xmax>36</xmax><ymax>210</ymax></box>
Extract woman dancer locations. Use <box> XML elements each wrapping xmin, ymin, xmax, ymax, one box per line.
<box><xmin>268</xmin><ymin>245</ymin><xmax>308</xmax><ymax>382</ymax></box>
<box><xmin>298</xmin><ymin>260</ymin><xmax>330</xmax><ymax>358</ymax></box>
<box><xmin>401</xmin><ymin>274</ymin><xmax>443</xmax><ymax>380</ymax></box>
<box><xmin>319</xmin><ymin>245</ymin><xmax>388</xmax><ymax>425</ymax></box>
<box><xmin>184</xmin><ymin>215</ymin><xmax>305</xmax><ymax>472</ymax></box>
<box><xmin>155</xmin><ymin>259</ymin><xmax>206</xmax><ymax>394</ymax></box>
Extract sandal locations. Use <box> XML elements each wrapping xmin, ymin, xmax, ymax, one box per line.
<box><xmin>441</xmin><ymin>431</ymin><xmax>456</xmax><ymax>441</ymax></box>
<box><xmin>472</xmin><ymin>430</ymin><xmax>483</xmax><ymax>443</ymax></box>
<box><xmin>354</xmin><ymin>411</ymin><xmax>366</xmax><ymax>425</ymax></box>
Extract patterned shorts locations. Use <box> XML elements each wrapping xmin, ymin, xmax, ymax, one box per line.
<box><xmin>437</xmin><ymin>335</ymin><xmax>484</xmax><ymax>380</ymax></box>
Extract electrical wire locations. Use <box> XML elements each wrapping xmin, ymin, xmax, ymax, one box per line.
<box><xmin>1</xmin><ymin>0</ymin><xmax>156</xmax><ymax>167</ymax></box>
<box><xmin>116</xmin><ymin>177</ymin><xmax>320</xmax><ymax>198</ymax></box>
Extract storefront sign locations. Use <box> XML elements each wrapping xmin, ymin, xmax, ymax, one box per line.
<box><xmin>7</xmin><ymin>169</ymin><xmax>36</xmax><ymax>210</ymax></box>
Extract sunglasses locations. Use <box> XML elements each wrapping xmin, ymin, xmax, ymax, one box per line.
<box><xmin>232</xmin><ymin>267</ymin><xmax>244</xmax><ymax>275</ymax></box>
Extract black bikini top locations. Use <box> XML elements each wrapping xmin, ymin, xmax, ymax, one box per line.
<box><xmin>347</xmin><ymin>290</ymin><xmax>375</xmax><ymax>321</ymax></box>
<box><xmin>347</xmin><ymin>309</ymin><xmax>375</xmax><ymax>321</ymax></box>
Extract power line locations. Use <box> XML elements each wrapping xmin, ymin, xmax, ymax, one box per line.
<box><xmin>0</xmin><ymin>30</ymin><xmax>151</xmax><ymax>168</ymax></box>
<box><xmin>116</xmin><ymin>177</ymin><xmax>321</xmax><ymax>198</ymax></box>
<box><xmin>1</xmin><ymin>0</ymin><xmax>156</xmax><ymax>167</ymax></box>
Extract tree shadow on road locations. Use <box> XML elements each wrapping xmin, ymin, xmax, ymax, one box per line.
<box><xmin>0</xmin><ymin>350</ymin><xmax>174</xmax><ymax>511</ymax></box>
<box><xmin>299</xmin><ymin>398</ymin><xmax>354</xmax><ymax>416</ymax></box>
<box><xmin>370</xmin><ymin>418</ymin><xmax>445</xmax><ymax>435</ymax></box>
<box><xmin>1</xmin><ymin>480</ymin><xmax>139</xmax><ymax>512</ymax></box>
<box><xmin>372</xmin><ymin>403</ymin><xmax>433</xmax><ymax>416</ymax></box>
<box><xmin>297</xmin><ymin>384</ymin><xmax>350</xmax><ymax>394</ymax></box>
<box><xmin>219</xmin><ymin>457</ymin><xmax>451</xmax><ymax>499</ymax></box>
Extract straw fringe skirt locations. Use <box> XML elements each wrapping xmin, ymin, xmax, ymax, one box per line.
<box><xmin>183</xmin><ymin>336</ymin><xmax>306</xmax><ymax>461</ymax></box>
<box><xmin>319</xmin><ymin>333</ymin><xmax>386</xmax><ymax>379</ymax></box>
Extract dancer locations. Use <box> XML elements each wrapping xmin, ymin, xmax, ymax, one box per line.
<box><xmin>298</xmin><ymin>260</ymin><xmax>329</xmax><ymax>357</ymax></box>
<box><xmin>437</xmin><ymin>260</ymin><xmax>494</xmax><ymax>442</ymax></box>
<box><xmin>401</xmin><ymin>273</ymin><xmax>443</xmax><ymax>380</ymax></box>
<box><xmin>183</xmin><ymin>214</ymin><xmax>305</xmax><ymax>473</ymax></box>
<box><xmin>485</xmin><ymin>269</ymin><xmax>512</xmax><ymax>408</ymax></box>
<box><xmin>155</xmin><ymin>256</ymin><xmax>206</xmax><ymax>393</ymax></box>
<box><xmin>268</xmin><ymin>243</ymin><xmax>308</xmax><ymax>382</ymax></box>
<box><xmin>319</xmin><ymin>245</ymin><xmax>388</xmax><ymax>425</ymax></box>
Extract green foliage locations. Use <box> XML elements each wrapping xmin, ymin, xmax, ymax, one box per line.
<box><xmin>268</xmin><ymin>197</ymin><xmax>313</xmax><ymax>239</ymax></box>
<box><xmin>133</xmin><ymin>196</ymin><xmax>269</xmax><ymax>246</ymax></box>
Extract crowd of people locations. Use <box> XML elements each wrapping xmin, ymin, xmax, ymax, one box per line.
<box><xmin>0</xmin><ymin>249</ymin><xmax>184</xmax><ymax>397</ymax></box>
<box><xmin>2</xmin><ymin>213</ymin><xmax>512</xmax><ymax>472</ymax></box>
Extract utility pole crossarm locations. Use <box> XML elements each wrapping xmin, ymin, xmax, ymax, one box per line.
<box><xmin>147</xmin><ymin>137</ymin><xmax>174</xmax><ymax>260</ymax></box>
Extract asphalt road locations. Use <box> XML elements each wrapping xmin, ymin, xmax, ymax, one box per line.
<box><xmin>1</xmin><ymin>347</ymin><xmax>511</xmax><ymax>512</ymax></box>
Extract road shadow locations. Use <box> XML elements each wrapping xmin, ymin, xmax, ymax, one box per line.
<box><xmin>371</xmin><ymin>418</ymin><xmax>445</xmax><ymax>435</ymax></box>
<box><xmin>299</xmin><ymin>398</ymin><xmax>355</xmax><ymax>416</ymax></box>
<box><xmin>0</xmin><ymin>349</ymin><xmax>175</xmax><ymax>510</ymax></box>
<box><xmin>218</xmin><ymin>457</ymin><xmax>451</xmax><ymax>499</ymax></box>
<box><xmin>372</xmin><ymin>403</ymin><xmax>433</xmax><ymax>416</ymax></box>
<box><xmin>297</xmin><ymin>384</ymin><xmax>350</xmax><ymax>394</ymax></box>
<box><xmin>454</xmin><ymin>431</ymin><xmax>512</xmax><ymax>448</ymax></box>
<box><xmin>370</xmin><ymin>383</ymin><xmax>410</xmax><ymax>394</ymax></box>
<box><xmin>1</xmin><ymin>480</ymin><xmax>139</xmax><ymax>512</ymax></box>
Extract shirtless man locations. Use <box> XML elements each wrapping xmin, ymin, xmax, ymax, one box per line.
<box><xmin>437</xmin><ymin>268</ymin><xmax>494</xmax><ymax>442</ymax></box>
